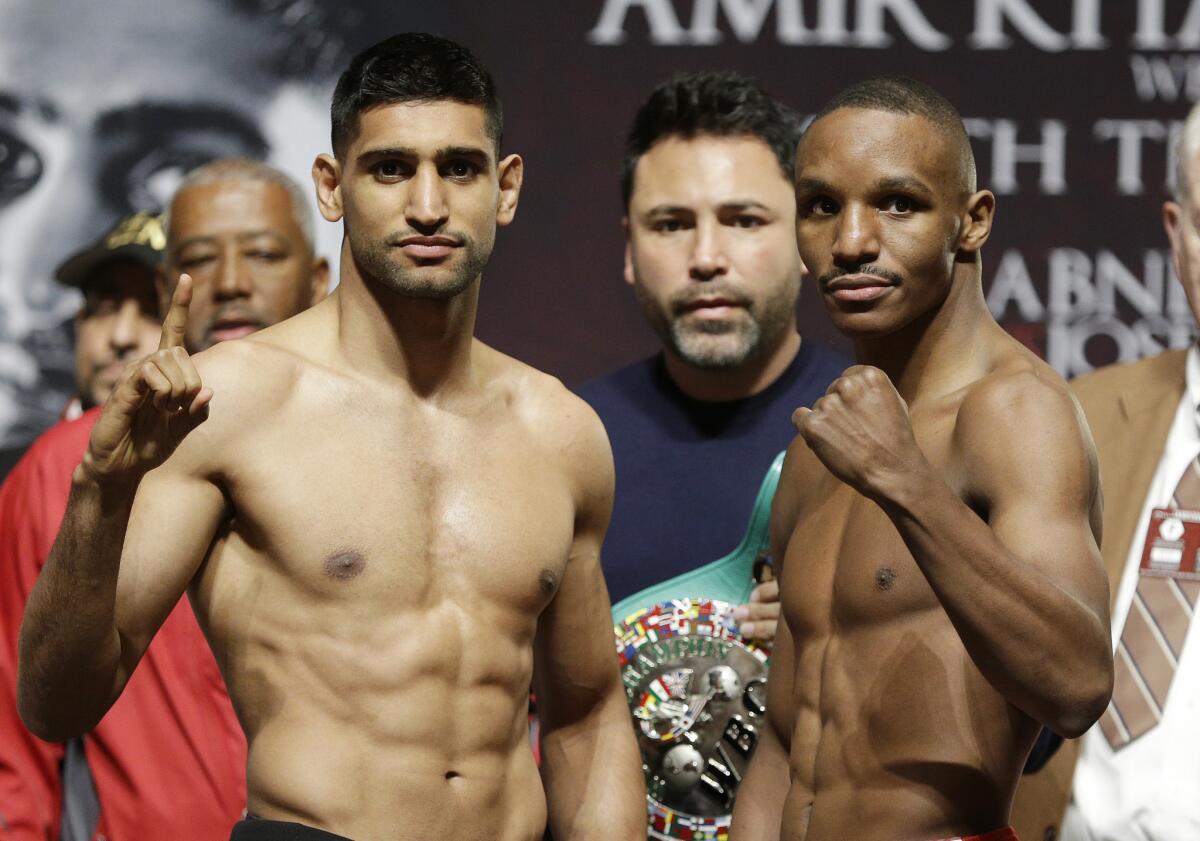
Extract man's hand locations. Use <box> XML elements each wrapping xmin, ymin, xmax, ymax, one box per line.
<box><xmin>734</xmin><ymin>579</ymin><xmax>778</xmax><ymax>642</ymax></box>
<box><xmin>792</xmin><ymin>365</ymin><xmax>930</xmax><ymax>502</ymax></box>
<box><xmin>80</xmin><ymin>274</ymin><xmax>213</xmax><ymax>486</ymax></box>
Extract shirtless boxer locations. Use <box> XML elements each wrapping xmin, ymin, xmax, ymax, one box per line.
<box><xmin>730</xmin><ymin>77</ymin><xmax>1114</xmax><ymax>841</ymax></box>
<box><xmin>17</xmin><ymin>33</ymin><xmax>645</xmax><ymax>841</ymax></box>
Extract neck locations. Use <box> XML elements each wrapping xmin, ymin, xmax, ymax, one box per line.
<box><xmin>853</xmin><ymin>261</ymin><xmax>992</xmax><ymax>403</ymax></box>
<box><xmin>664</xmin><ymin>329</ymin><xmax>801</xmax><ymax>402</ymax></box>
<box><xmin>332</xmin><ymin>240</ymin><xmax>480</xmax><ymax>397</ymax></box>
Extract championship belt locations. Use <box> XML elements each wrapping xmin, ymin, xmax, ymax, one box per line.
<box><xmin>611</xmin><ymin>453</ymin><xmax>783</xmax><ymax>841</ymax></box>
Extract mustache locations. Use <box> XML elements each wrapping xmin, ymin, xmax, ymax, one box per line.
<box><xmin>818</xmin><ymin>265</ymin><xmax>904</xmax><ymax>287</ymax></box>
<box><xmin>202</xmin><ymin>306</ymin><xmax>269</xmax><ymax>334</ymax></box>
<box><xmin>386</xmin><ymin>231</ymin><xmax>468</xmax><ymax>247</ymax></box>
<box><xmin>669</xmin><ymin>285</ymin><xmax>754</xmax><ymax>316</ymax></box>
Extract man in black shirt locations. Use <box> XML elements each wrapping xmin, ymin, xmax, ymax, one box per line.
<box><xmin>576</xmin><ymin>71</ymin><xmax>848</xmax><ymax>840</ymax></box>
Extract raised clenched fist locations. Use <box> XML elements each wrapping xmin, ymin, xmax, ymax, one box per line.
<box><xmin>791</xmin><ymin>365</ymin><xmax>927</xmax><ymax>501</ymax></box>
<box><xmin>79</xmin><ymin>274</ymin><xmax>214</xmax><ymax>486</ymax></box>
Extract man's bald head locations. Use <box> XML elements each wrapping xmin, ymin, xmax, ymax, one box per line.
<box><xmin>803</xmin><ymin>76</ymin><xmax>976</xmax><ymax>195</ymax></box>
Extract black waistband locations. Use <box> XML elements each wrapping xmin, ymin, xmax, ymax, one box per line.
<box><xmin>229</xmin><ymin>815</ymin><xmax>354</xmax><ymax>841</ymax></box>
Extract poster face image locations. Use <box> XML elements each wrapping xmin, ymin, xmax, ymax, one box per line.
<box><xmin>0</xmin><ymin>0</ymin><xmax>445</xmax><ymax>453</ymax></box>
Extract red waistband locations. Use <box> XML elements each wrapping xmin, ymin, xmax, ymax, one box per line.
<box><xmin>935</xmin><ymin>828</ymin><xmax>1018</xmax><ymax>841</ymax></box>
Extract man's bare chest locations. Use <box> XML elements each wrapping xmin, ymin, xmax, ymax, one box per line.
<box><xmin>785</xmin><ymin>417</ymin><xmax>964</xmax><ymax>633</ymax></box>
<box><xmin>212</xmin><ymin>410</ymin><xmax>577</xmax><ymax>612</ymax></box>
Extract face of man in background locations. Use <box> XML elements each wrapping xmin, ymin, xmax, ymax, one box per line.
<box><xmin>1165</xmin><ymin>148</ymin><xmax>1200</xmax><ymax>326</ymax></box>
<box><xmin>165</xmin><ymin>180</ymin><xmax>329</xmax><ymax>352</ymax></box>
<box><xmin>73</xmin><ymin>261</ymin><xmax>161</xmax><ymax>409</ymax></box>
<box><xmin>623</xmin><ymin>134</ymin><xmax>802</xmax><ymax>371</ymax></box>
<box><xmin>0</xmin><ymin>0</ymin><xmax>332</xmax><ymax>444</ymax></box>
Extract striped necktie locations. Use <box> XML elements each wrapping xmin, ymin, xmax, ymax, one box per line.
<box><xmin>1099</xmin><ymin>454</ymin><xmax>1200</xmax><ymax>749</ymax></box>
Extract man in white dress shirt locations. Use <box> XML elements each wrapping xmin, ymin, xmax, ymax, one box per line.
<box><xmin>1011</xmin><ymin>100</ymin><xmax>1200</xmax><ymax>841</ymax></box>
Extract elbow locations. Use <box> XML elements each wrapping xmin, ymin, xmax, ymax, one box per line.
<box><xmin>16</xmin><ymin>656</ymin><xmax>98</xmax><ymax>743</ymax></box>
<box><xmin>1045</xmin><ymin>655</ymin><xmax>1114</xmax><ymax>740</ymax></box>
<box><xmin>18</xmin><ymin>691</ymin><xmax>94</xmax><ymax>743</ymax></box>
<box><xmin>16</xmin><ymin>683</ymin><xmax>69</xmax><ymax>743</ymax></box>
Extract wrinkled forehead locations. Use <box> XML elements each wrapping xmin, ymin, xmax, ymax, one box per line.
<box><xmin>797</xmin><ymin>107</ymin><xmax>969</xmax><ymax>197</ymax></box>
<box><xmin>631</xmin><ymin>134</ymin><xmax>793</xmax><ymax>211</ymax></box>
<box><xmin>168</xmin><ymin>180</ymin><xmax>301</xmax><ymax>243</ymax></box>
<box><xmin>347</xmin><ymin>100</ymin><xmax>496</xmax><ymax>161</ymax></box>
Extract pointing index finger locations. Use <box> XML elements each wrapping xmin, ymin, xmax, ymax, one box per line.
<box><xmin>159</xmin><ymin>274</ymin><xmax>192</xmax><ymax>351</ymax></box>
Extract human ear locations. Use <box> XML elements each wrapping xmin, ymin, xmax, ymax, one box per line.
<box><xmin>1164</xmin><ymin>200</ymin><xmax>1187</xmax><ymax>286</ymax></box>
<box><xmin>622</xmin><ymin>218</ymin><xmax>636</xmax><ymax>287</ymax></box>
<box><xmin>496</xmin><ymin>154</ymin><xmax>524</xmax><ymax>226</ymax></box>
<box><xmin>312</xmin><ymin>154</ymin><xmax>344</xmax><ymax>223</ymax></box>
<box><xmin>957</xmin><ymin>190</ymin><xmax>995</xmax><ymax>255</ymax></box>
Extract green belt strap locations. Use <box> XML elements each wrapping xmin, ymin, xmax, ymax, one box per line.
<box><xmin>610</xmin><ymin>450</ymin><xmax>786</xmax><ymax>623</ymax></box>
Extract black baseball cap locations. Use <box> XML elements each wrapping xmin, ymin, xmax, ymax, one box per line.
<box><xmin>55</xmin><ymin>212</ymin><xmax>165</xmax><ymax>289</ymax></box>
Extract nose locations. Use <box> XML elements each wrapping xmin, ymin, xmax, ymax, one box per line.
<box><xmin>406</xmin><ymin>164</ymin><xmax>449</xmax><ymax>233</ymax></box>
<box><xmin>107</xmin><ymin>298</ymin><xmax>144</xmax><ymax>356</ymax></box>
<box><xmin>688</xmin><ymin>218</ymin><xmax>729</xmax><ymax>281</ymax></box>
<box><xmin>214</xmin><ymin>247</ymin><xmax>254</xmax><ymax>301</ymax></box>
<box><xmin>831</xmin><ymin>204</ymin><xmax>880</xmax><ymax>269</ymax></box>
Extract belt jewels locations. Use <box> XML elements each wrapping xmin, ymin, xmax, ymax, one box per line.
<box><xmin>615</xmin><ymin>598</ymin><xmax>770</xmax><ymax>841</ymax></box>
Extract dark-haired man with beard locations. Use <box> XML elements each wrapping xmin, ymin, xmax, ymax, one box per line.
<box><xmin>578</xmin><ymin>71</ymin><xmax>846</xmax><ymax>840</ymax></box>
<box><xmin>731</xmin><ymin>77</ymin><xmax>1112</xmax><ymax>841</ymax></box>
<box><xmin>17</xmin><ymin>33</ymin><xmax>643</xmax><ymax>841</ymax></box>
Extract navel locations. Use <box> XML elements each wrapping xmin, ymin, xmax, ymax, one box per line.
<box><xmin>324</xmin><ymin>549</ymin><xmax>367</xmax><ymax>580</ymax></box>
<box><xmin>874</xmin><ymin>567</ymin><xmax>897</xmax><ymax>591</ymax></box>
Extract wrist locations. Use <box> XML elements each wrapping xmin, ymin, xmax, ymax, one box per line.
<box><xmin>865</xmin><ymin>456</ymin><xmax>940</xmax><ymax>513</ymax></box>
<box><xmin>74</xmin><ymin>451</ymin><xmax>142</xmax><ymax>493</ymax></box>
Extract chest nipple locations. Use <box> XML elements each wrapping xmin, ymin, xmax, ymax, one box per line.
<box><xmin>324</xmin><ymin>549</ymin><xmax>367</xmax><ymax>581</ymax></box>
<box><xmin>874</xmin><ymin>567</ymin><xmax>897</xmax><ymax>591</ymax></box>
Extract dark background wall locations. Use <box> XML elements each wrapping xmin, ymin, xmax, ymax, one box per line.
<box><xmin>2</xmin><ymin>0</ymin><xmax>1196</xmax><ymax>450</ymax></box>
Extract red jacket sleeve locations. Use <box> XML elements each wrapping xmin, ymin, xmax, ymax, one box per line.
<box><xmin>0</xmin><ymin>443</ymin><xmax>67</xmax><ymax>841</ymax></box>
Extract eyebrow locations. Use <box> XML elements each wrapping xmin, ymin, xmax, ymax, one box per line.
<box><xmin>94</xmin><ymin>102</ymin><xmax>267</xmax><ymax>150</ymax></box>
<box><xmin>794</xmin><ymin>177</ymin><xmax>834</xmax><ymax>195</ymax></box>
<box><xmin>643</xmin><ymin>199</ymin><xmax>771</xmax><ymax>215</ymax></box>
<box><xmin>0</xmin><ymin>91</ymin><xmax>59</xmax><ymax>122</ymax></box>
<box><xmin>875</xmin><ymin>175</ymin><xmax>936</xmax><ymax>198</ymax></box>
<box><xmin>795</xmin><ymin>174</ymin><xmax>937</xmax><ymax>198</ymax></box>
<box><xmin>358</xmin><ymin>145</ymin><xmax>492</xmax><ymax>163</ymax></box>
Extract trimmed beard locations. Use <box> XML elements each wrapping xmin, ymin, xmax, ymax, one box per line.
<box><xmin>350</xmin><ymin>230</ymin><xmax>492</xmax><ymax>300</ymax></box>
<box><xmin>633</xmin><ymin>281</ymin><xmax>796</xmax><ymax>371</ymax></box>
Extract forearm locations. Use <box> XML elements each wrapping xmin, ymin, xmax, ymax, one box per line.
<box><xmin>541</xmin><ymin>689</ymin><xmax>646</xmax><ymax>841</ymax></box>
<box><xmin>17</xmin><ymin>469</ymin><xmax>136</xmax><ymax>740</ymax></box>
<box><xmin>875</xmin><ymin>471</ymin><xmax>1111</xmax><ymax>736</ymax></box>
<box><xmin>730</xmin><ymin>716</ymin><xmax>792</xmax><ymax>841</ymax></box>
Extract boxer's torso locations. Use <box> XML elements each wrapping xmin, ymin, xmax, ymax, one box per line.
<box><xmin>182</xmin><ymin>314</ymin><xmax>581</xmax><ymax>840</ymax></box>
<box><xmin>779</xmin><ymin>358</ymin><xmax>1044</xmax><ymax>841</ymax></box>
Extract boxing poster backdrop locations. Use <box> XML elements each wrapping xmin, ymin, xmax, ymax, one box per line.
<box><xmin>2</xmin><ymin>0</ymin><xmax>1197</xmax><ymax>453</ymax></box>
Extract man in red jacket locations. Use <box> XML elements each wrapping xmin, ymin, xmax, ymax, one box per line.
<box><xmin>0</xmin><ymin>158</ymin><xmax>328</xmax><ymax>841</ymax></box>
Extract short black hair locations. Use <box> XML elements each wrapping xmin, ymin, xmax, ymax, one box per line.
<box><xmin>330</xmin><ymin>33</ymin><xmax>502</xmax><ymax>159</ymax></box>
<box><xmin>621</xmin><ymin>71</ymin><xmax>802</xmax><ymax>208</ymax></box>
<box><xmin>805</xmin><ymin>76</ymin><xmax>976</xmax><ymax>191</ymax></box>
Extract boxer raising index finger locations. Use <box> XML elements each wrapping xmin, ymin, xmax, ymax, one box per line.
<box><xmin>77</xmin><ymin>272</ymin><xmax>210</xmax><ymax>486</ymax></box>
<box><xmin>18</xmin><ymin>33</ymin><xmax>644</xmax><ymax>841</ymax></box>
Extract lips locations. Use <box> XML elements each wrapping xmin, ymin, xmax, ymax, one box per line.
<box><xmin>824</xmin><ymin>274</ymin><xmax>897</xmax><ymax>303</ymax></box>
<box><xmin>207</xmin><ymin>315</ymin><xmax>264</xmax><ymax>343</ymax></box>
<box><xmin>398</xmin><ymin>236</ymin><xmax>460</xmax><ymax>260</ymax></box>
<box><xmin>680</xmin><ymin>297</ymin><xmax>747</xmax><ymax>318</ymax></box>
